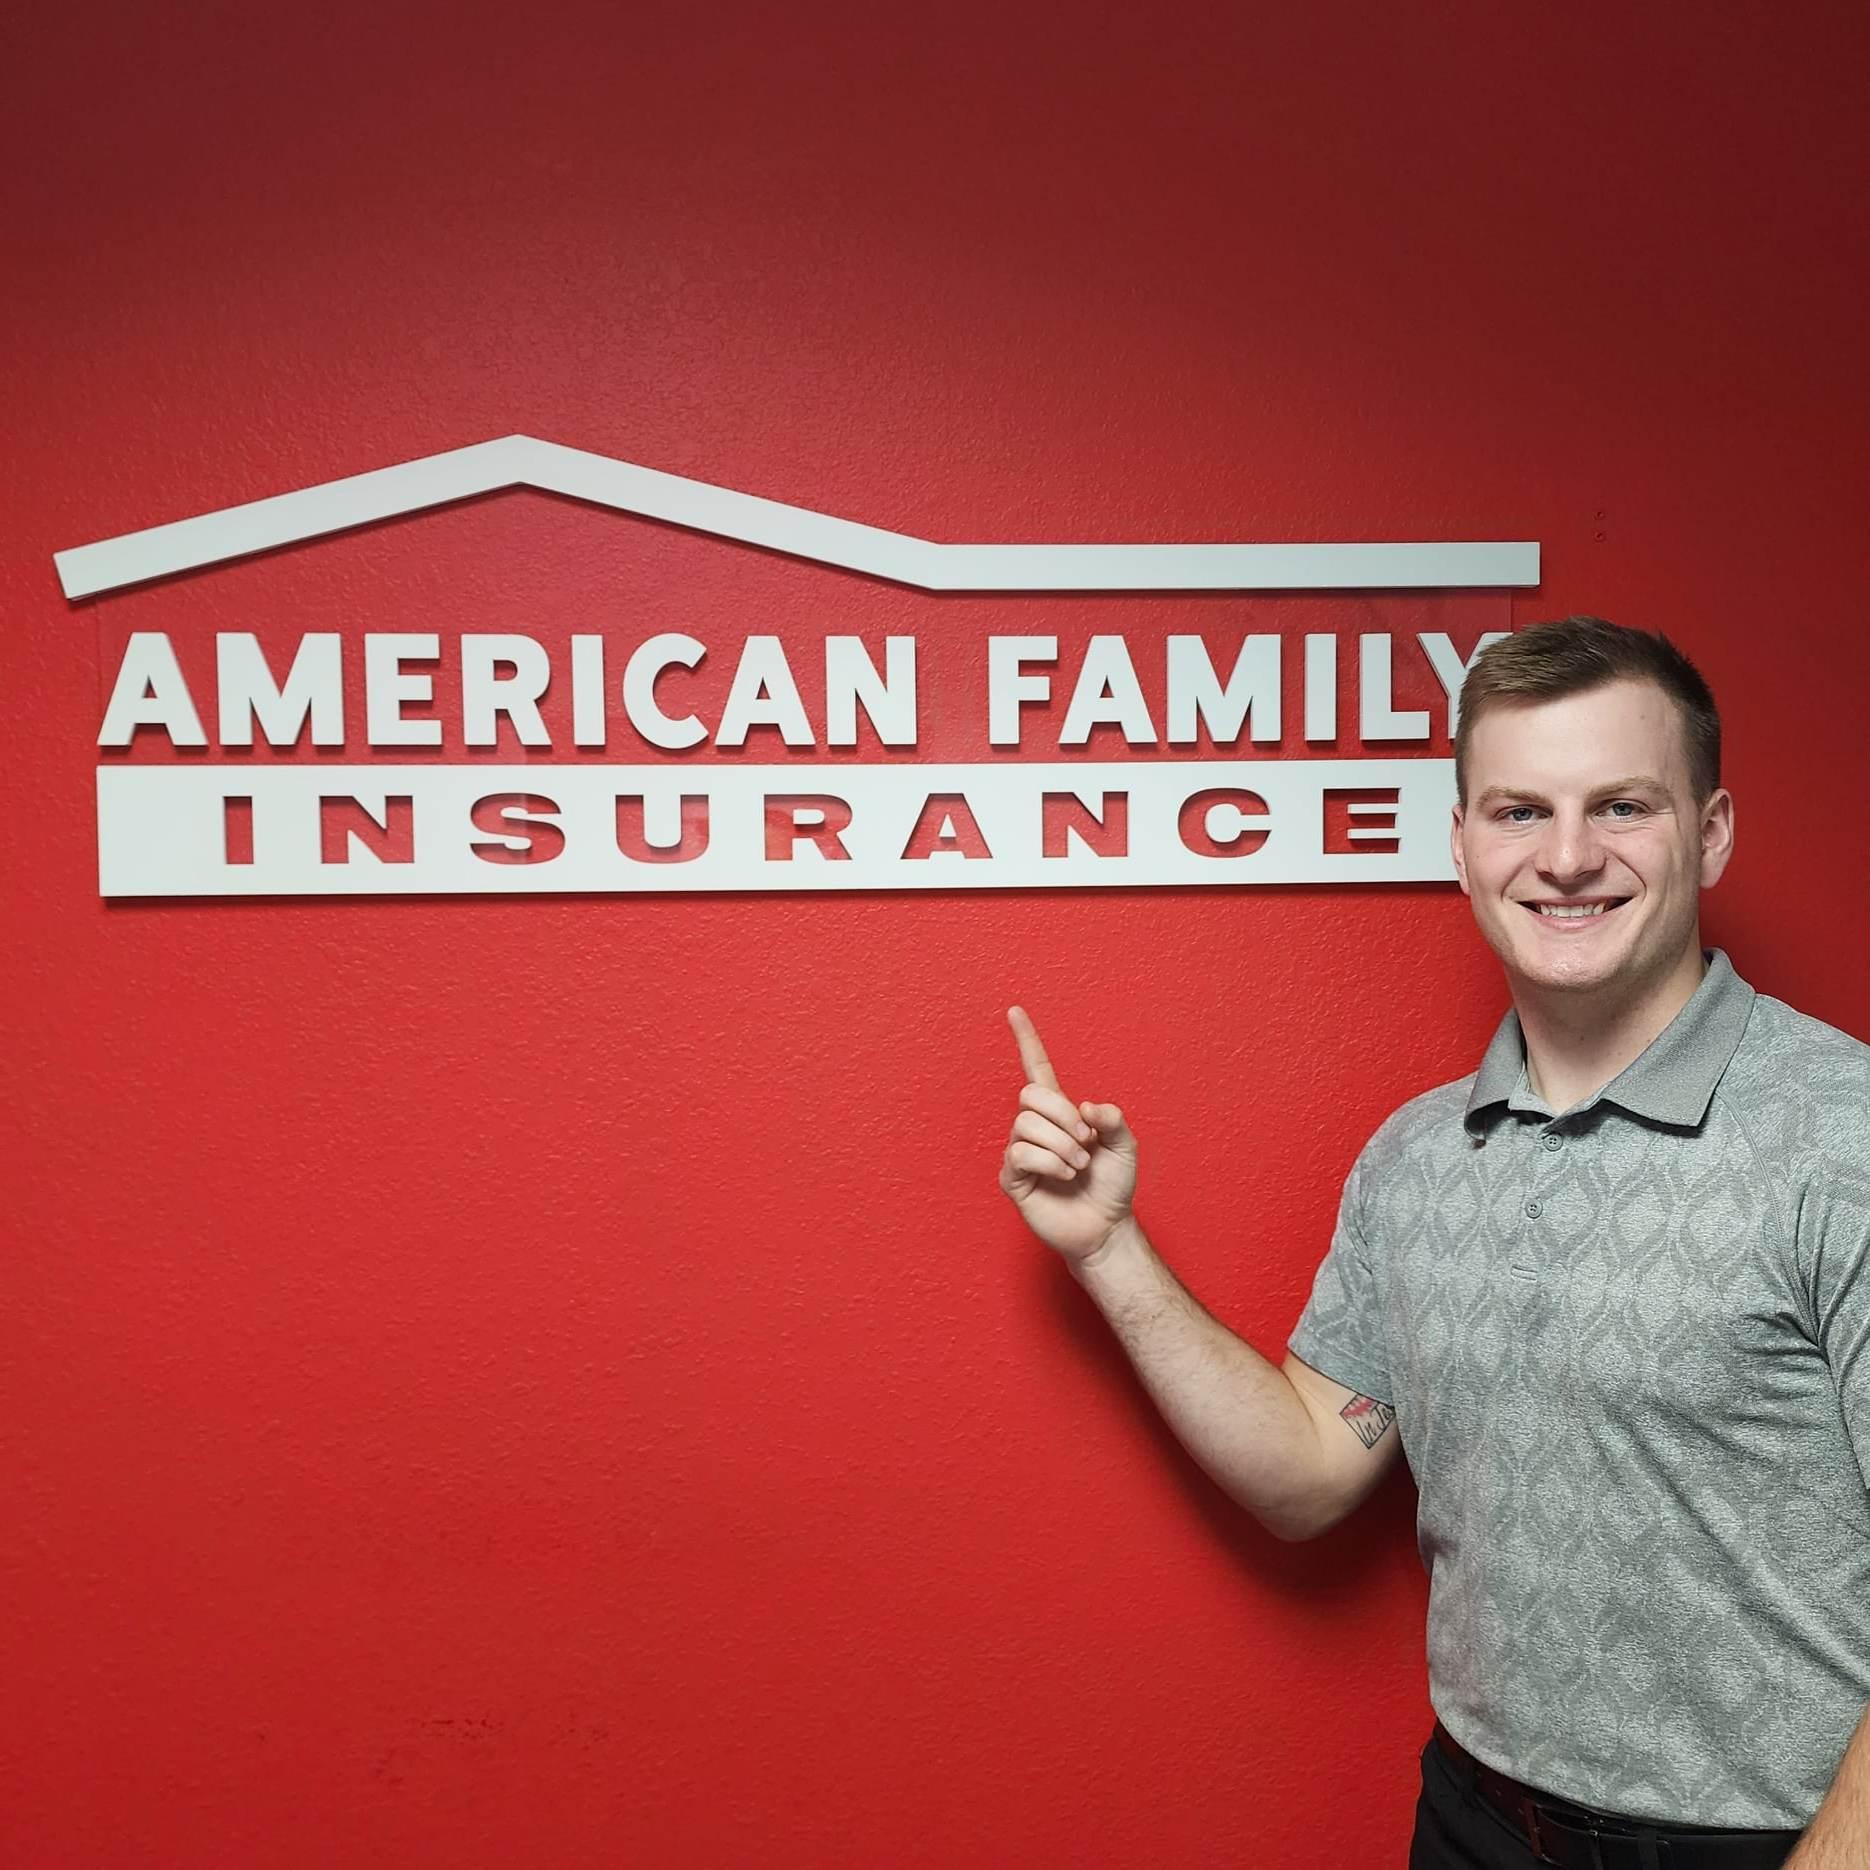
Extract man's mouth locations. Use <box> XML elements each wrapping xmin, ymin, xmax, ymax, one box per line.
<box><xmin>1522</xmin><ymin>899</ymin><xmax>1629</xmax><ymax>919</ymax></box>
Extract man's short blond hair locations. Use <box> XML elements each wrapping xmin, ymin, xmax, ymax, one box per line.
<box><xmin>1455</xmin><ymin>616</ymin><xmax>1721</xmax><ymax>804</ymax></box>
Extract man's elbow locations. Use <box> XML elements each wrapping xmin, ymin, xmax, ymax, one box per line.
<box><xmin>1256</xmin><ymin>1493</ymin><xmax>1361</xmax><ymax>1543</ymax></box>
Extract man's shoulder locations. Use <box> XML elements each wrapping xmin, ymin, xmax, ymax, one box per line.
<box><xmin>1734</xmin><ymin>988</ymin><xmax>1870</xmax><ymax>1088</ymax></box>
<box><xmin>1725</xmin><ymin>987</ymin><xmax>1870</xmax><ymax>1171</ymax></box>
<box><xmin>1355</xmin><ymin>1071</ymin><xmax>1478</xmax><ymax>1173</ymax></box>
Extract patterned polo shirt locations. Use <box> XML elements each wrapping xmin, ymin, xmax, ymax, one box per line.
<box><xmin>1288</xmin><ymin>950</ymin><xmax>1870</xmax><ymax>1827</ymax></box>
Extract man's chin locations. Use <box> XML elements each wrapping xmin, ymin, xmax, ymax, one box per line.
<box><xmin>1490</xmin><ymin>928</ymin><xmax>1632</xmax><ymax>997</ymax></box>
<box><xmin>1513</xmin><ymin>957</ymin><xmax>1621</xmax><ymax>995</ymax></box>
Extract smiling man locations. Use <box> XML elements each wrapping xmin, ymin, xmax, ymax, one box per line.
<box><xmin>1000</xmin><ymin>617</ymin><xmax>1870</xmax><ymax>1868</ymax></box>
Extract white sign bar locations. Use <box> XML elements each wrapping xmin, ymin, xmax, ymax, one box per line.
<box><xmin>96</xmin><ymin>761</ymin><xmax>1460</xmax><ymax>898</ymax></box>
<box><xmin>55</xmin><ymin>436</ymin><xmax>1539</xmax><ymax>599</ymax></box>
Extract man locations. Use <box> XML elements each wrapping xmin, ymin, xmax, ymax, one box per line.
<box><xmin>999</xmin><ymin>617</ymin><xmax>1870</xmax><ymax>1868</ymax></box>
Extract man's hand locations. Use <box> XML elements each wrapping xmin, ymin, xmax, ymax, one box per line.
<box><xmin>998</xmin><ymin>1006</ymin><xmax>1138</xmax><ymax>1264</ymax></box>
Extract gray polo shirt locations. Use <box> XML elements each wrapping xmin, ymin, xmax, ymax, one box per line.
<box><xmin>1288</xmin><ymin>950</ymin><xmax>1870</xmax><ymax>1827</ymax></box>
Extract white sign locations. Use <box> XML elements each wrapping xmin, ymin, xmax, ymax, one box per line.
<box><xmin>97</xmin><ymin>761</ymin><xmax>1454</xmax><ymax>896</ymax></box>
<box><xmin>64</xmin><ymin>438</ymin><xmax>1537</xmax><ymax>899</ymax></box>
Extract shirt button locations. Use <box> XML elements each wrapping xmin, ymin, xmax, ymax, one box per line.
<box><xmin>1542</xmin><ymin>1133</ymin><xmax>1563</xmax><ymax>1152</ymax></box>
<box><xmin>1525</xmin><ymin>1198</ymin><xmax>1545</xmax><ymax>1219</ymax></box>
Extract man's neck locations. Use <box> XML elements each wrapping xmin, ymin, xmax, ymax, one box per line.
<box><xmin>1514</xmin><ymin>942</ymin><xmax>1710</xmax><ymax>1115</ymax></box>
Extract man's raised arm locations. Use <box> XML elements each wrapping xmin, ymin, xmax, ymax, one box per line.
<box><xmin>998</xmin><ymin>1006</ymin><xmax>1400</xmax><ymax>1542</ymax></box>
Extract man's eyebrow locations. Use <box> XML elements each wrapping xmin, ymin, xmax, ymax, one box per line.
<box><xmin>1591</xmin><ymin>774</ymin><xmax>1671</xmax><ymax>796</ymax></box>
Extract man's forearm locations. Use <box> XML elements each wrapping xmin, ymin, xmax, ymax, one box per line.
<box><xmin>1787</xmin><ymin>1703</ymin><xmax>1870</xmax><ymax>1867</ymax></box>
<box><xmin>1069</xmin><ymin>1216</ymin><xmax>1330</xmax><ymax>1539</ymax></box>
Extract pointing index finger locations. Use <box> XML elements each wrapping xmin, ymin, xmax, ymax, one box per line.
<box><xmin>1007</xmin><ymin>1005</ymin><xmax>1062</xmax><ymax>1091</ymax></box>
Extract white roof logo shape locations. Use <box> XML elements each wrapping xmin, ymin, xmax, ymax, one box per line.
<box><xmin>54</xmin><ymin>434</ymin><xmax>1538</xmax><ymax>601</ymax></box>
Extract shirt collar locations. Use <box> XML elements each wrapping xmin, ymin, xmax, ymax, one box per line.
<box><xmin>1464</xmin><ymin>949</ymin><xmax>1756</xmax><ymax>1132</ymax></box>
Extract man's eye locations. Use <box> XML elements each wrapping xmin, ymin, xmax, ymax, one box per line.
<box><xmin>1501</xmin><ymin>806</ymin><xmax>1538</xmax><ymax>824</ymax></box>
<box><xmin>1603</xmin><ymin>800</ymin><xmax>1644</xmax><ymax>819</ymax></box>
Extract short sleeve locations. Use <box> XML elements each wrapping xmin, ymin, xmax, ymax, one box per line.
<box><xmin>1287</xmin><ymin>1145</ymin><xmax>1395</xmax><ymax>1405</ymax></box>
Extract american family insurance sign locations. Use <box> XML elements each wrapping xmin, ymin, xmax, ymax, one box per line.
<box><xmin>61</xmin><ymin>436</ymin><xmax>1538</xmax><ymax>898</ymax></box>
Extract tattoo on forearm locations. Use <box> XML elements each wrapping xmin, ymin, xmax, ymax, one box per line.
<box><xmin>1340</xmin><ymin>1394</ymin><xmax>1397</xmax><ymax>1450</ymax></box>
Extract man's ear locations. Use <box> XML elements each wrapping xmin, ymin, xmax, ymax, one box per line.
<box><xmin>1450</xmin><ymin>803</ymin><xmax>1472</xmax><ymax>897</ymax></box>
<box><xmin>1699</xmin><ymin>787</ymin><xmax>1735</xmax><ymax>889</ymax></box>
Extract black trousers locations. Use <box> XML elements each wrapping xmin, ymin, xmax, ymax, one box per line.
<box><xmin>1407</xmin><ymin>1735</ymin><xmax>1802</xmax><ymax>1869</ymax></box>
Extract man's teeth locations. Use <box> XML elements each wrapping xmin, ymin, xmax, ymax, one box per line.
<box><xmin>1536</xmin><ymin>903</ymin><xmax>1611</xmax><ymax>917</ymax></box>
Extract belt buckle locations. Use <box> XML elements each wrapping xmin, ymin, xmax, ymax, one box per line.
<box><xmin>1524</xmin><ymin>1795</ymin><xmax>1608</xmax><ymax>1870</ymax></box>
<box><xmin>1545</xmin><ymin>1804</ymin><xmax>1617</xmax><ymax>1870</ymax></box>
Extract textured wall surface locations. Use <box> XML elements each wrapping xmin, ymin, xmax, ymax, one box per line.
<box><xmin>4</xmin><ymin>3</ymin><xmax>1869</xmax><ymax>1864</ymax></box>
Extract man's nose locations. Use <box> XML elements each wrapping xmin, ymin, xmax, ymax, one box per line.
<box><xmin>1535</xmin><ymin>809</ymin><xmax>1607</xmax><ymax>885</ymax></box>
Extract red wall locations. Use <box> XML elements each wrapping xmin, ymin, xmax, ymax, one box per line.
<box><xmin>4</xmin><ymin>4</ymin><xmax>1868</xmax><ymax>1864</ymax></box>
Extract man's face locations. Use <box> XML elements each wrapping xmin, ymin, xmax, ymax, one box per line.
<box><xmin>1451</xmin><ymin>679</ymin><xmax>1734</xmax><ymax>1004</ymax></box>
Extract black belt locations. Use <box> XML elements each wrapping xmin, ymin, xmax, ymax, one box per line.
<box><xmin>1432</xmin><ymin>1721</ymin><xmax>1804</xmax><ymax>1868</ymax></box>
